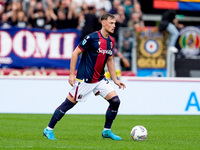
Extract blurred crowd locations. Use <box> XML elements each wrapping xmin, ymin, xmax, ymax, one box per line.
<box><xmin>0</xmin><ymin>0</ymin><xmax>144</xmax><ymax>36</ymax></box>
<box><xmin>0</xmin><ymin>0</ymin><xmax>144</xmax><ymax>71</ymax></box>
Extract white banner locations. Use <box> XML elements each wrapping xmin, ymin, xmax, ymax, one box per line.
<box><xmin>0</xmin><ymin>76</ymin><xmax>200</xmax><ymax>115</ymax></box>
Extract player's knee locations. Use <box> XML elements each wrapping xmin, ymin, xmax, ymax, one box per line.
<box><xmin>67</xmin><ymin>94</ymin><xmax>77</xmax><ymax>104</ymax></box>
<box><xmin>54</xmin><ymin>98</ymin><xmax>76</xmax><ymax>121</ymax></box>
<box><xmin>59</xmin><ymin>98</ymin><xmax>76</xmax><ymax>112</ymax></box>
<box><xmin>108</xmin><ymin>96</ymin><xmax>120</xmax><ymax>110</ymax></box>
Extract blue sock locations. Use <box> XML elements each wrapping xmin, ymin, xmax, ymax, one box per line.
<box><xmin>104</xmin><ymin>96</ymin><xmax>120</xmax><ymax>129</ymax></box>
<box><xmin>48</xmin><ymin>98</ymin><xmax>76</xmax><ymax>129</ymax></box>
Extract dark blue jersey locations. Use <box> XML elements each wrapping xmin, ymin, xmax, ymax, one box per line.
<box><xmin>77</xmin><ymin>31</ymin><xmax>115</xmax><ymax>83</ymax></box>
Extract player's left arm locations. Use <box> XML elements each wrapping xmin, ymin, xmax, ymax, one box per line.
<box><xmin>106</xmin><ymin>56</ymin><xmax>126</xmax><ymax>89</ymax></box>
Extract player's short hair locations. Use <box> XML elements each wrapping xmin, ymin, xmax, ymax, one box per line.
<box><xmin>101</xmin><ymin>13</ymin><xmax>115</xmax><ymax>21</ymax></box>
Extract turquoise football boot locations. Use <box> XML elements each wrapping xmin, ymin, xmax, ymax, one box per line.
<box><xmin>102</xmin><ymin>130</ymin><xmax>122</xmax><ymax>141</ymax></box>
<box><xmin>43</xmin><ymin>128</ymin><xmax>57</xmax><ymax>140</ymax></box>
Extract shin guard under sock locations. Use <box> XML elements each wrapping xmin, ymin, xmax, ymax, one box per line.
<box><xmin>48</xmin><ymin>98</ymin><xmax>76</xmax><ymax>129</ymax></box>
<box><xmin>104</xmin><ymin>96</ymin><xmax>120</xmax><ymax>129</ymax></box>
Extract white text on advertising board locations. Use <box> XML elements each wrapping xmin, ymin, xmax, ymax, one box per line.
<box><xmin>0</xmin><ymin>30</ymin><xmax>77</xmax><ymax>59</ymax></box>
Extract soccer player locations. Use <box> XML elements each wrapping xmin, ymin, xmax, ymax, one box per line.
<box><xmin>43</xmin><ymin>13</ymin><xmax>126</xmax><ymax>141</ymax></box>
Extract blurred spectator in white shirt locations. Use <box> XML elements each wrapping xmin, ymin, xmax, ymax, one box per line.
<box><xmin>95</xmin><ymin>0</ymin><xmax>112</xmax><ymax>13</ymax></box>
<box><xmin>0</xmin><ymin>12</ymin><xmax>12</xmax><ymax>28</ymax></box>
<box><xmin>12</xmin><ymin>10</ymin><xmax>30</xmax><ymax>28</ymax></box>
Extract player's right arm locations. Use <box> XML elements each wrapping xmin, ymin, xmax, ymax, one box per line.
<box><xmin>68</xmin><ymin>46</ymin><xmax>83</xmax><ymax>87</ymax></box>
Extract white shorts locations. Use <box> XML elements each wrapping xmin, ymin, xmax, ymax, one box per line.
<box><xmin>69</xmin><ymin>78</ymin><xmax>115</xmax><ymax>102</ymax></box>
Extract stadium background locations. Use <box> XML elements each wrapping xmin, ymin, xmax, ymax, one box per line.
<box><xmin>0</xmin><ymin>0</ymin><xmax>200</xmax><ymax>115</ymax></box>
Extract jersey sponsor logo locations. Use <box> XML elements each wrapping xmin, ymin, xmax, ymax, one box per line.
<box><xmin>97</xmin><ymin>48</ymin><xmax>112</xmax><ymax>55</ymax></box>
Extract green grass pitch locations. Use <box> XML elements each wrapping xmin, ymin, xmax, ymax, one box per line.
<box><xmin>0</xmin><ymin>114</ymin><xmax>200</xmax><ymax>150</ymax></box>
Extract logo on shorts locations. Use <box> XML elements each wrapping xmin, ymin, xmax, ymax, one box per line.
<box><xmin>78</xmin><ymin>94</ymin><xmax>83</xmax><ymax>99</ymax></box>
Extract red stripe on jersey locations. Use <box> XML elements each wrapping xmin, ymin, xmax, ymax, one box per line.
<box><xmin>91</xmin><ymin>32</ymin><xmax>107</xmax><ymax>83</ymax></box>
<box><xmin>109</xmin><ymin>35</ymin><xmax>115</xmax><ymax>50</ymax></box>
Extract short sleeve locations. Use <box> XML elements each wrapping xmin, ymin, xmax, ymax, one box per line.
<box><xmin>78</xmin><ymin>35</ymin><xmax>93</xmax><ymax>52</ymax></box>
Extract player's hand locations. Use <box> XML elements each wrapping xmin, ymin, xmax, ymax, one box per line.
<box><xmin>114</xmin><ymin>80</ymin><xmax>126</xmax><ymax>90</ymax></box>
<box><xmin>68</xmin><ymin>74</ymin><xmax>76</xmax><ymax>87</ymax></box>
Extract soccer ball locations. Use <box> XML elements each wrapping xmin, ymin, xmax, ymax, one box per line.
<box><xmin>130</xmin><ymin>125</ymin><xmax>148</xmax><ymax>141</ymax></box>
